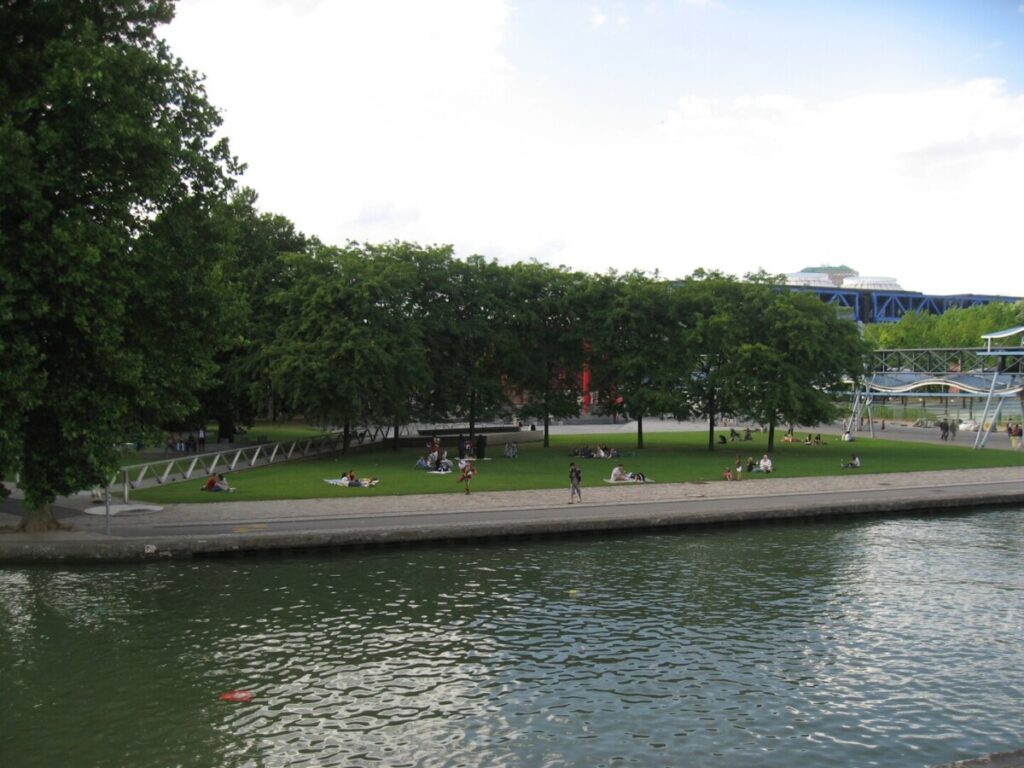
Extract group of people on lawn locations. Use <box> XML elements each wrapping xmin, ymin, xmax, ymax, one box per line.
<box><xmin>723</xmin><ymin>453</ymin><xmax>774</xmax><ymax>481</ymax></box>
<box><xmin>572</xmin><ymin>444</ymin><xmax>620</xmax><ymax>459</ymax></box>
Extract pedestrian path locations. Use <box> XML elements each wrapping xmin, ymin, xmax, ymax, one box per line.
<box><xmin>1</xmin><ymin>467</ymin><xmax>1021</xmax><ymax>563</ymax></box>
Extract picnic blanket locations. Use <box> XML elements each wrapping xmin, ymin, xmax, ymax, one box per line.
<box><xmin>324</xmin><ymin>478</ymin><xmax>380</xmax><ymax>487</ymax></box>
<box><xmin>602</xmin><ymin>478</ymin><xmax>655</xmax><ymax>484</ymax></box>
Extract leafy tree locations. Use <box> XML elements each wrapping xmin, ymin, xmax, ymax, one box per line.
<box><xmin>380</xmin><ymin>242</ymin><xmax>458</xmax><ymax>434</ymax></box>
<box><xmin>679</xmin><ymin>271</ymin><xmax>749</xmax><ymax>450</ymax></box>
<box><xmin>0</xmin><ymin>1</ymin><xmax>237</xmax><ymax>529</ymax></box>
<box><xmin>268</xmin><ymin>246</ymin><xmax>430</xmax><ymax>452</ymax></box>
<box><xmin>504</xmin><ymin>263</ymin><xmax>590</xmax><ymax>447</ymax></box>
<box><xmin>430</xmin><ymin>255</ymin><xmax>515</xmax><ymax>442</ymax></box>
<box><xmin>197</xmin><ymin>189</ymin><xmax>308</xmax><ymax>442</ymax></box>
<box><xmin>587</xmin><ymin>272</ymin><xmax>689</xmax><ymax>449</ymax></box>
<box><xmin>732</xmin><ymin>286</ymin><xmax>868</xmax><ymax>450</ymax></box>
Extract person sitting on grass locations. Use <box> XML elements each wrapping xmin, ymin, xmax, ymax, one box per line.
<box><xmin>415</xmin><ymin>455</ymin><xmax>431</xmax><ymax>470</ymax></box>
<box><xmin>202</xmin><ymin>473</ymin><xmax>232</xmax><ymax>492</ymax></box>
<box><xmin>758</xmin><ymin>454</ymin><xmax>774</xmax><ymax>473</ymax></box>
<box><xmin>722</xmin><ymin>467</ymin><xmax>734</xmax><ymax>481</ymax></box>
<box><xmin>841</xmin><ymin>455</ymin><xmax>861</xmax><ymax>469</ymax></box>
<box><xmin>435</xmin><ymin>451</ymin><xmax>453</xmax><ymax>472</ymax></box>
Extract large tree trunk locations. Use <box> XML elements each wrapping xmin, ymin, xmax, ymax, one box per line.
<box><xmin>392</xmin><ymin>417</ymin><xmax>401</xmax><ymax>451</ymax></box>
<box><xmin>767</xmin><ymin>417</ymin><xmax>776</xmax><ymax>451</ymax></box>
<box><xmin>543</xmin><ymin>387</ymin><xmax>551</xmax><ymax>448</ymax></box>
<box><xmin>217</xmin><ymin>415</ymin><xmax>236</xmax><ymax>444</ymax></box>
<box><xmin>636</xmin><ymin>413</ymin><xmax>644</xmax><ymax>449</ymax></box>
<box><xmin>468</xmin><ymin>391</ymin><xmax>477</xmax><ymax>443</ymax></box>
<box><xmin>706</xmin><ymin>393</ymin><xmax>717</xmax><ymax>451</ymax></box>
<box><xmin>342</xmin><ymin>421</ymin><xmax>351</xmax><ymax>455</ymax></box>
<box><xmin>17</xmin><ymin>503</ymin><xmax>69</xmax><ymax>532</ymax></box>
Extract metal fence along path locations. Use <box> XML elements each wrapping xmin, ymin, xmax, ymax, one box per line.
<box><xmin>112</xmin><ymin>431</ymin><xmax>362</xmax><ymax>500</ymax></box>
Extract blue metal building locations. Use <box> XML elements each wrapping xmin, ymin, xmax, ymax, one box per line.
<box><xmin>786</xmin><ymin>285</ymin><xmax>1020</xmax><ymax>324</ymax></box>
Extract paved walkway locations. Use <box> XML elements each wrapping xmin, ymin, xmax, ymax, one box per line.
<box><xmin>1</xmin><ymin>464</ymin><xmax>1021</xmax><ymax>562</ymax></box>
<box><xmin>2</xmin><ymin>420</ymin><xmax>1021</xmax><ymax>562</ymax></box>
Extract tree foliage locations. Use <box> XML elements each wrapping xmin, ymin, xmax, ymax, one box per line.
<box><xmin>732</xmin><ymin>287</ymin><xmax>869</xmax><ymax>449</ymax></box>
<box><xmin>504</xmin><ymin>263</ymin><xmax>589</xmax><ymax>447</ymax></box>
<box><xmin>197</xmin><ymin>188</ymin><xmax>308</xmax><ymax>441</ymax></box>
<box><xmin>0</xmin><ymin>1</ymin><xmax>237</xmax><ymax>527</ymax></box>
<box><xmin>587</xmin><ymin>272</ymin><xmax>690</xmax><ymax>449</ymax></box>
<box><xmin>679</xmin><ymin>271</ymin><xmax>750</xmax><ymax>450</ymax></box>
<box><xmin>864</xmin><ymin>302</ymin><xmax>1024</xmax><ymax>349</ymax></box>
<box><xmin>268</xmin><ymin>245</ymin><xmax>430</xmax><ymax>449</ymax></box>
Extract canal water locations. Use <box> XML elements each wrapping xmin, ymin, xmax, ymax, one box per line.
<box><xmin>2</xmin><ymin>508</ymin><xmax>1022</xmax><ymax>768</ymax></box>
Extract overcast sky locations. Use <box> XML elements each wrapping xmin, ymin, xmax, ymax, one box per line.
<box><xmin>163</xmin><ymin>0</ymin><xmax>1024</xmax><ymax>297</ymax></box>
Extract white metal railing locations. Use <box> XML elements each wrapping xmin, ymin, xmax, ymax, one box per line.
<box><xmin>111</xmin><ymin>430</ymin><xmax>379</xmax><ymax>501</ymax></box>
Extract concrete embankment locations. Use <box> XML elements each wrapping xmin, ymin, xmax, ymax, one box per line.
<box><xmin>934</xmin><ymin>748</ymin><xmax>1024</xmax><ymax>768</ymax></box>
<box><xmin>1</xmin><ymin>467</ymin><xmax>1021</xmax><ymax>563</ymax></box>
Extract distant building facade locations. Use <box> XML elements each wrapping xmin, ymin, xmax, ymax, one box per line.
<box><xmin>784</xmin><ymin>265</ymin><xmax>1020</xmax><ymax>324</ymax></box>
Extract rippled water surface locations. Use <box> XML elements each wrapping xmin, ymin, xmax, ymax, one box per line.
<box><xmin>2</xmin><ymin>509</ymin><xmax>1023</xmax><ymax>768</ymax></box>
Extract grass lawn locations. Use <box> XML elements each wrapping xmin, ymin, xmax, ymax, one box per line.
<box><xmin>237</xmin><ymin>423</ymin><xmax>332</xmax><ymax>443</ymax></box>
<box><xmin>131</xmin><ymin>430</ymin><xmax>1024</xmax><ymax>504</ymax></box>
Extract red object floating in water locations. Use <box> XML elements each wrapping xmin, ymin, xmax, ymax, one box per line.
<box><xmin>219</xmin><ymin>690</ymin><xmax>253</xmax><ymax>703</ymax></box>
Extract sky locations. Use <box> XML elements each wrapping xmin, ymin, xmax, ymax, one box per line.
<box><xmin>162</xmin><ymin>0</ymin><xmax>1024</xmax><ymax>297</ymax></box>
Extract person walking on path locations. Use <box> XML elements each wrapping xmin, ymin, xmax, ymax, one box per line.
<box><xmin>569</xmin><ymin>462</ymin><xmax>582</xmax><ymax>504</ymax></box>
<box><xmin>457</xmin><ymin>459</ymin><xmax>476</xmax><ymax>495</ymax></box>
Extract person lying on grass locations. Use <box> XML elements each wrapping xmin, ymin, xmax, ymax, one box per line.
<box><xmin>610</xmin><ymin>463</ymin><xmax>646</xmax><ymax>483</ymax></box>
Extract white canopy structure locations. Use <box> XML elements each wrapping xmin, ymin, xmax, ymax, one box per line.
<box><xmin>848</xmin><ymin>329</ymin><xmax>1024</xmax><ymax>449</ymax></box>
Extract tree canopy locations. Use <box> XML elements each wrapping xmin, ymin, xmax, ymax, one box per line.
<box><xmin>732</xmin><ymin>285</ymin><xmax>869</xmax><ymax>449</ymax></box>
<box><xmin>864</xmin><ymin>302</ymin><xmax>1024</xmax><ymax>349</ymax></box>
<box><xmin>1</xmin><ymin>1</ymin><xmax>237</xmax><ymax>528</ymax></box>
<box><xmin>587</xmin><ymin>272</ymin><xmax>690</xmax><ymax>449</ymax></box>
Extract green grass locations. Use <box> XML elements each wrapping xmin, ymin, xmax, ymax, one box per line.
<box><xmin>131</xmin><ymin>430</ymin><xmax>1024</xmax><ymax>504</ymax></box>
<box><xmin>234</xmin><ymin>422</ymin><xmax>332</xmax><ymax>444</ymax></box>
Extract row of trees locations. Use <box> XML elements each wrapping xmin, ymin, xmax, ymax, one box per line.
<box><xmin>230</xmin><ymin>242</ymin><xmax>869</xmax><ymax>454</ymax></box>
<box><xmin>1</xmin><ymin>1</ymin><xmax>867</xmax><ymax>530</ymax></box>
<box><xmin>864</xmin><ymin>301</ymin><xmax>1023</xmax><ymax>349</ymax></box>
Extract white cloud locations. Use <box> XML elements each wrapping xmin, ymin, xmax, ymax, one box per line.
<box><xmin>163</xmin><ymin>2</ymin><xmax>1024</xmax><ymax>297</ymax></box>
<box><xmin>652</xmin><ymin>80</ymin><xmax>1024</xmax><ymax>291</ymax></box>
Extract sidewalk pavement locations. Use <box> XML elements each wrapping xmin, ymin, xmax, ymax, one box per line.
<box><xmin>1</xmin><ymin>464</ymin><xmax>1021</xmax><ymax>563</ymax></box>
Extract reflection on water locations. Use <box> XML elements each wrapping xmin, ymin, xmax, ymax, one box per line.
<box><xmin>2</xmin><ymin>509</ymin><xmax>1023</xmax><ymax>768</ymax></box>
